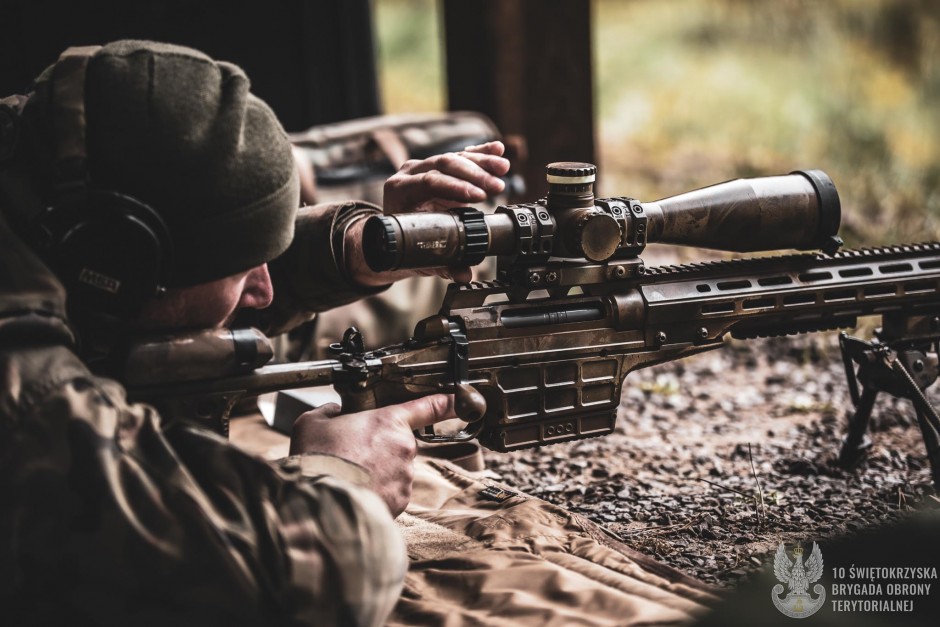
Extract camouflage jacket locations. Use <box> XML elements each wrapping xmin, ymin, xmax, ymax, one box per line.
<box><xmin>0</xmin><ymin>202</ymin><xmax>404</xmax><ymax>626</ymax></box>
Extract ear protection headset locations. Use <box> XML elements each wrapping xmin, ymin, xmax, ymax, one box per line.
<box><xmin>19</xmin><ymin>46</ymin><xmax>173</xmax><ymax>318</ymax></box>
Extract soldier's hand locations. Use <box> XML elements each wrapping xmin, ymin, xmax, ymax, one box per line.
<box><xmin>289</xmin><ymin>394</ymin><xmax>458</xmax><ymax>517</ymax></box>
<box><xmin>347</xmin><ymin>142</ymin><xmax>510</xmax><ymax>287</ymax></box>
<box><xmin>382</xmin><ymin>141</ymin><xmax>510</xmax><ymax>213</ymax></box>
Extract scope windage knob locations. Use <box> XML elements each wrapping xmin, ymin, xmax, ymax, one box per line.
<box><xmin>576</xmin><ymin>210</ymin><xmax>623</xmax><ymax>262</ymax></box>
<box><xmin>545</xmin><ymin>162</ymin><xmax>597</xmax><ymax>186</ymax></box>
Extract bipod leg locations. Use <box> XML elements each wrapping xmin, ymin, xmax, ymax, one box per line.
<box><xmin>837</xmin><ymin>386</ymin><xmax>878</xmax><ymax>470</ymax></box>
<box><xmin>889</xmin><ymin>355</ymin><xmax>940</xmax><ymax>490</ymax></box>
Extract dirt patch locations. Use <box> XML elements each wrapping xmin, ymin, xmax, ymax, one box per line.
<box><xmin>483</xmin><ymin>334</ymin><xmax>938</xmax><ymax>587</ymax></box>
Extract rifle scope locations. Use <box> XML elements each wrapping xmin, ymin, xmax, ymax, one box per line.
<box><xmin>363</xmin><ymin>163</ymin><xmax>841</xmax><ymax>272</ymax></box>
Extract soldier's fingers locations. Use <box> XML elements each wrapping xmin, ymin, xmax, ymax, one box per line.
<box><xmin>383</xmin><ymin>175</ymin><xmax>473</xmax><ymax>214</ymax></box>
<box><xmin>411</xmin><ymin>170</ymin><xmax>490</xmax><ymax>204</ymax></box>
<box><xmin>457</xmin><ymin>151</ymin><xmax>511</xmax><ymax>179</ymax></box>
<box><xmin>390</xmin><ymin>394</ymin><xmax>458</xmax><ymax>430</ymax></box>
<box><xmin>407</xmin><ymin>153</ymin><xmax>504</xmax><ymax>194</ymax></box>
<box><xmin>463</xmin><ymin>140</ymin><xmax>506</xmax><ymax>157</ymax></box>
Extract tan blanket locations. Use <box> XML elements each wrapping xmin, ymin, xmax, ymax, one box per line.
<box><xmin>393</xmin><ymin>458</ymin><xmax>718</xmax><ymax>626</ymax></box>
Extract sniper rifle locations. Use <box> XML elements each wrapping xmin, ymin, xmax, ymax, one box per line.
<box><xmin>124</xmin><ymin>164</ymin><xmax>940</xmax><ymax>486</ymax></box>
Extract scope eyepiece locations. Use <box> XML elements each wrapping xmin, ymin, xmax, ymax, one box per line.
<box><xmin>362</xmin><ymin>215</ymin><xmax>401</xmax><ymax>272</ymax></box>
<box><xmin>362</xmin><ymin>208</ymin><xmax>490</xmax><ymax>273</ymax></box>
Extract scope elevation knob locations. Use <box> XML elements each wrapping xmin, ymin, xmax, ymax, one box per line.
<box><xmin>546</xmin><ymin>162</ymin><xmax>597</xmax><ymax>186</ymax></box>
<box><xmin>546</xmin><ymin>162</ymin><xmax>597</xmax><ymax>213</ymax></box>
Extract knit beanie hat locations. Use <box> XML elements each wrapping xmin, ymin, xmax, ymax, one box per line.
<box><xmin>20</xmin><ymin>40</ymin><xmax>299</xmax><ymax>287</ymax></box>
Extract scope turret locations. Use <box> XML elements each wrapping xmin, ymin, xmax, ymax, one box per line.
<box><xmin>362</xmin><ymin>164</ymin><xmax>842</xmax><ymax>272</ymax></box>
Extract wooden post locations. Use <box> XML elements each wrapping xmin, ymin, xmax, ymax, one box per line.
<box><xmin>443</xmin><ymin>0</ymin><xmax>595</xmax><ymax>199</ymax></box>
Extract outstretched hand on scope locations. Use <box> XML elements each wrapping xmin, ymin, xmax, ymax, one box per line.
<box><xmin>383</xmin><ymin>141</ymin><xmax>510</xmax><ymax>212</ymax></box>
<box><xmin>346</xmin><ymin>141</ymin><xmax>511</xmax><ymax>287</ymax></box>
<box><xmin>289</xmin><ymin>394</ymin><xmax>459</xmax><ymax>517</ymax></box>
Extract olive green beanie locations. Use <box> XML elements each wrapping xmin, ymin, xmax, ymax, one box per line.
<box><xmin>26</xmin><ymin>40</ymin><xmax>299</xmax><ymax>287</ymax></box>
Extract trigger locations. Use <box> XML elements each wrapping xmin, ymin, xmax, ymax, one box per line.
<box><xmin>455</xmin><ymin>383</ymin><xmax>487</xmax><ymax>422</ymax></box>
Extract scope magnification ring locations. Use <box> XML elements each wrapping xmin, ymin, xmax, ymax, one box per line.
<box><xmin>457</xmin><ymin>208</ymin><xmax>489</xmax><ymax>266</ymax></box>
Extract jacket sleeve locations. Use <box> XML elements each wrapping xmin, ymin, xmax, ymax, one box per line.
<box><xmin>252</xmin><ymin>201</ymin><xmax>391</xmax><ymax>336</ymax></box>
<box><xmin>0</xmin><ymin>343</ymin><xmax>406</xmax><ymax>627</ymax></box>
<box><xmin>0</xmin><ymin>215</ymin><xmax>406</xmax><ymax>626</ymax></box>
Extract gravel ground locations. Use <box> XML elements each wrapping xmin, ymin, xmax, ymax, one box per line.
<box><xmin>482</xmin><ymin>334</ymin><xmax>939</xmax><ymax>587</ymax></box>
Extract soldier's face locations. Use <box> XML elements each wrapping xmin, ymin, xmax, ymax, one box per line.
<box><xmin>133</xmin><ymin>264</ymin><xmax>273</xmax><ymax>331</ymax></box>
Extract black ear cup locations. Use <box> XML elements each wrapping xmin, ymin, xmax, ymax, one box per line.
<box><xmin>41</xmin><ymin>189</ymin><xmax>172</xmax><ymax>317</ymax></box>
<box><xmin>26</xmin><ymin>46</ymin><xmax>174</xmax><ymax>319</ymax></box>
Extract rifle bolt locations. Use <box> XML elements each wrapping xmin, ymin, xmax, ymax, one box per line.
<box><xmin>656</xmin><ymin>331</ymin><xmax>667</xmax><ymax>344</ymax></box>
<box><xmin>529</xmin><ymin>272</ymin><xmax>541</xmax><ymax>285</ymax></box>
<box><xmin>609</xmin><ymin>265</ymin><xmax>627</xmax><ymax>279</ymax></box>
<box><xmin>538</xmin><ymin>211</ymin><xmax>550</xmax><ymax>221</ymax></box>
<box><xmin>635</xmin><ymin>265</ymin><xmax>647</xmax><ymax>276</ymax></box>
<box><xmin>517</xmin><ymin>213</ymin><xmax>529</xmax><ymax>224</ymax></box>
<box><xmin>546</xmin><ymin>271</ymin><xmax>559</xmax><ymax>283</ymax></box>
<box><xmin>698</xmin><ymin>327</ymin><xmax>709</xmax><ymax>338</ymax></box>
<box><xmin>632</xmin><ymin>204</ymin><xmax>643</xmax><ymax>214</ymax></box>
<box><xmin>914</xmin><ymin>359</ymin><xmax>925</xmax><ymax>372</ymax></box>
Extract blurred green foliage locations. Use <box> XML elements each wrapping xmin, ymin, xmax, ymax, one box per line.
<box><xmin>595</xmin><ymin>0</ymin><xmax>940</xmax><ymax>245</ymax></box>
<box><xmin>374</xmin><ymin>0</ymin><xmax>444</xmax><ymax>113</ymax></box>
<box><xmin>374</xmin><ymin>0</ymin><xmax>940</xmax><ymax>244</ymax></box>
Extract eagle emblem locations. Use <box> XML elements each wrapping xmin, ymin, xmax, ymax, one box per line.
<box><xmin>771</xmin><ymin>542</ymin><xmax>827</xmax><ymax>618</ymax></box>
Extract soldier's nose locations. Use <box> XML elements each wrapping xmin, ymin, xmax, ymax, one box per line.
<box><xmin>240</xmin><ymin>264</ymin><xmax>274</xmax><ymax>309</ymax></box>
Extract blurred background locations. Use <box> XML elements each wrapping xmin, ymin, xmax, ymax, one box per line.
<box><xmin>374</xmin><ymin>0</ymin><xmax>940</xmax><ymax>247</ymax></box>
<box><xmin>3</xmin><ymin>0</ymin><xmax>938</xmax><ymax>247</ymax></box>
